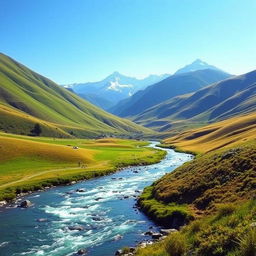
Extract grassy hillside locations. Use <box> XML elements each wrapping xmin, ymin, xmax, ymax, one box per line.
<box><xmin>111</xmin><ymin>69</ymin><xmax>231</xmax><ymax>117</ymax></box>
<box><xmin>149</xmin><ymin>140</ymin><xmax>256</xmax><ymax>212</ymax></box>
<box><xmin>136</xmin><ymin>199</ymin><xmax>256</xmax><ymax>256</ymax></box>
<box><xmin>163</xmin><ymin>112</ymin><xmax>256</xmax><ymax>154</ymax></box>
<box><xmin>134</xmin><ymin>70</ymin><xmax>256</xmax><ymax>132</ymax></box>
<box><xmin>0</xmin><ymin>133</ymin><xmax>166</xmax><ymax>201</ymax></box>
<box><xmin>0</xmin><ymin>53</ymin><xmax>153</xmax><ymax>138</ymax></box>
<box><xmin>136</xmin><ymin>139</ymin><xmax>256</xmax><ymax>255</ymax></box>
<box><xmin>135</xmin><ymin>112</ymin><xmax>256</xmax><ymax>256</ymax></box>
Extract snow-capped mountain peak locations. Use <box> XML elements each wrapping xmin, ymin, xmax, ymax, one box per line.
<box><xmin>107</xmin><ymin>77</ymin><xmax>133</xmax><ymax>92</ymax></box>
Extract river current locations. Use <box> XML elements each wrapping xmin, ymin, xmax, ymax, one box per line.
<box><xmin>0</xmin><ymin>142</ymin><xmax>192</xmax><ymax>256</ymax></box>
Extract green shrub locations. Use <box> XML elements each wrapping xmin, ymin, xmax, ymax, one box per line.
<box><xmin>238</xmin><ymin>228</ymin><xmax>256</xmax><ymax>256</ymax></box>
<box><xmin>164</xmin><ymin>232</ymin><xmax>187</xmax><ymax>256</ymax></box>
<box><xmin>189</xmin><ymin>220</ymin><xmax>204</xmax><ymax>233</ymax></box>
<box><xmin>214</xmin><ymin>203</ymin><xmax>237</xmax><ymax>220</ymax></box>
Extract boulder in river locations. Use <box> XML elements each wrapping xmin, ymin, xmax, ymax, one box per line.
<box><xmin>160</xmin><ymin>228</ymin><xmax>178</xmax><ymax>235</ymax></box>
<box><xmin>115</xmin><ymin>249</ymin><xmax>123</xmax><ymax>256</ymax></box>
<box><xmin>76</xmin><ymin>188</ymin><xmax>86</xmax><ymax>193</ymax></box>
<box><xmin>92</xmin><ymin>216</ymin><xmax>103</xmax><ymax>221</ymax></box>
<box><xmin>19</xmin><ymin>200</ymin><xmax>32</xmax><ymax>208</ymax></box>
<box><xmin>68</xmin><ymin>225</ymin><xmax>85</xmax><ymax>231</ymax></box>
<box><xmin>151</xmin><ymin>232</ymin><xmax>163</xmax><ymax>239</ymax></box>
<box><xmin>77</xmin><ymin>248</ymin><xmax>87</xmax><ymax>255</ymax></box>
<box><xmin>144</xmin><ymin>231</ymin><xmax>153</xmax><ymax>236</ymax></box>
<box><xmin>0</xmin><ymin>200</ymin><xmax>7</xmax><ymax>207</ymax></box>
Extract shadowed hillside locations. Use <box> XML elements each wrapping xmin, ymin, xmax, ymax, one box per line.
<box><xmin>110</xmin><ymin>69</ymin><xmax>231</xmax><ymax>117</ymax></box>
<box><xmin>134</xmin><ymin>70</ymin><xmax>256</xmax><ymax>132</ymax></box>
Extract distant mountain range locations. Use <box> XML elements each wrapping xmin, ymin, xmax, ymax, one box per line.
<box><xmin>2</xmin><ymin>52</ymin><xmax>254</xmax><ymax>140</ymax></box>
<box><xmin>110</xmin><ymin>68</ymin><xmax>231</xmax><ymax>117</ymax></box>
<box><xmin>133</xmin><ymin>70</ymin><xmax>256</xmax><ymax>132</ymax></box>
<box><xmin>0</xmin><ymin>53</ymin><xmax>152</xmax><ymax>138</ymax></box>
<box><xmin>64</xmin><ymin>72</ymin><xmax>169</xmax><ymax>110</ymax></box>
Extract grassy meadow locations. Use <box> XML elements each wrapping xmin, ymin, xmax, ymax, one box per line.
<box><xmin>0</xmin><ymin>133</ymin><xmax>166</xmax><ymax>201</ymax></box>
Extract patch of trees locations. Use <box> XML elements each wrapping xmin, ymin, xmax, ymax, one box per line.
<box><xmin>30</xmin><ymin>123</ymin><xmax>42</xmax><ymax>136</ymax></box>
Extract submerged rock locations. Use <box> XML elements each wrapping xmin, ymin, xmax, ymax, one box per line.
<box><xmin>19</xmin><ymin>200</ymin><xmax>32</xmax><ymax>208</ymax></box>
<box><xmin>92</xmin><ymin>216</ymin><xmax>103</xmax><ymax>221</ymax></box>
<box><xmin>113</xmin><ymin>234</ymin><xmax>123</xmax><ymax>241</ymax></box>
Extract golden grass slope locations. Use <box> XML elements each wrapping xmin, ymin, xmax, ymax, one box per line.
<box><xmin>164</xmin><ymin>112</ymin><xmax>256</xmax><ymax>154</ymax></box>
<box><xmin>0</xmin><ymin>133</ymin><xmax>166</xmax><ymax>200</ymax></box>
<box><xmin>0</xmin><ymin>135</ymin><xmax>94</xmax><ymax>163</ymax></box>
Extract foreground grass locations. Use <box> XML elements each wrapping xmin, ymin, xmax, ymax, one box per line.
<box><xmin>138</xmin><ymin>186</ymin><xmax>194</xmax><ymax>228</ymax></box>
<box><xmin>0</xmin><ymin>133</ymin><xmax>166</xmax><ymax>201</ymax></box>
<box><xmin>136</xmin><ymin>138</ymin><xmax>256</xmax><ymax>255</ymax></box>
<box><xmin>136</xmin><ymin>200</ymin><xmax>256</xmax><ymax>256</ymax></box>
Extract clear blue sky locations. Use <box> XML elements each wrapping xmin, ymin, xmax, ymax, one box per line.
<box><xmin>1</xmin><ymin>0</ymin><xmax>255</xmax><ymax>84</ymax></box>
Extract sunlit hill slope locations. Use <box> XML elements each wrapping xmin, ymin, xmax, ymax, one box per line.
<box><xmin>0</xmin><ymin>53</ymin><xmax>152</xmax><ymax>138</ymax></box>
<box><xmin>163</xmin><ymin>112</ymin><xmax>256</xmax><ymax>154</ymax></box>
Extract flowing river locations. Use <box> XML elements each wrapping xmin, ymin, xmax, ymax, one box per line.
<box><xmin>0</xmin><ymin>142</ymin><xmax>192</xmax><ymax>256</ymax></box>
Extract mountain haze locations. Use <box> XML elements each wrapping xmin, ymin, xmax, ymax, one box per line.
<box><xmin>111</xmin><ymin>68</ymin><xmax>231</xmax><ymax>117</ymax></box>
<box><xmin>134</xmin><ymin>70</ymin><xmax>256</xmax><ymax>132</ymax></box>
<box><xmin>65</xmin><ymin>72</ymin><xmax>169</xmax><ymax>110</ymax></box>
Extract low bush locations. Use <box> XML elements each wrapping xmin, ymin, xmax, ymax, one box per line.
<box><xmin>238</xmin><ymin>228</ymin><xmax>256</xmax><ymax>256</ymax></box>
<box><xmin>165</xmin><ymin>232</ymin><xmax>187</xmax><ymax>256</ymax></box>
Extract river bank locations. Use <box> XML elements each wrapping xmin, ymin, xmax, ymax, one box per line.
<box><xmin>0</xmin><ymin>142</ymin><xmax>192</xmax><ymax>256</ymax></box>
<box><xmin>0</xmin><ymin>137</ymin><xmax>166</xmax><ymax>202</ymax></box>
<box><xmin>134</xmin><ymin>140</ymin><xmax>256</xmax><ymax>256</ymax></box>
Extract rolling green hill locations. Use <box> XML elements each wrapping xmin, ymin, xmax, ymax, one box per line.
<box><xmin>134</xmin><ymin>70</ymin><xmax>256</xmax><ymax>132</ymax></box>
<box><xmin>110</xmin><ymin>69</ymin><xmax>231</xmax><ymax>118</ymax></box>
<box><xmin>0</xmin><ymin>53</ymin><xmax>152</xmax><ymax>138</ymax></box>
